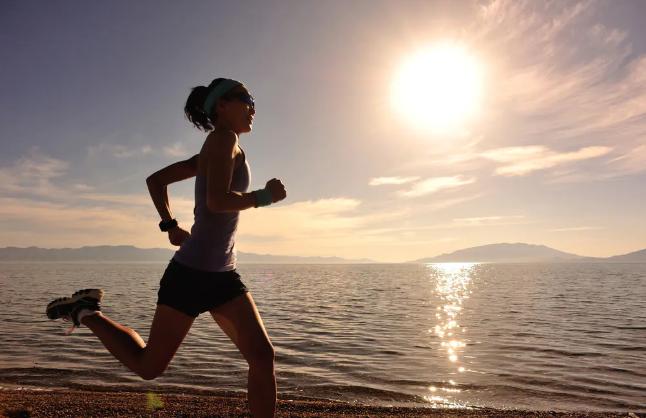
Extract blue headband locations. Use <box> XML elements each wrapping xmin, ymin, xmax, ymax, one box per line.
<box><xmin>203</xmin><ymin>78</ymin><xmax>242</xmax><ymax>116</ymax></box>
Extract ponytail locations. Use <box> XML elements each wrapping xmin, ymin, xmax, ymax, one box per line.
<box><xmin>184</xmin><ymin>85</ymin><xmax>213</xmax><ymax>131</ymax></box>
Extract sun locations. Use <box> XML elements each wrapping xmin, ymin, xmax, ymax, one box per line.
<box><xmin>391</xmin><ymin>42</ymin><xmax>484</xmax><ymax>134</ymax></box>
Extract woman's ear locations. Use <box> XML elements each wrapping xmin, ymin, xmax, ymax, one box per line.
<box><xmin>215</xmin><ymin>98</ymin><xmax>228</xmax><ymax>117</ymax></box>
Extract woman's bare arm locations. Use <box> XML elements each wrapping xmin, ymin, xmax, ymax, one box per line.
<box><xmin>146</xmin><ymin>154</ymin><xmax>198</xmax><ymax>222</ymax></box>
<box><xmin>205</xmin><ymin>131</ymin><xmax>257</xmax><ymax>212</ymax></box>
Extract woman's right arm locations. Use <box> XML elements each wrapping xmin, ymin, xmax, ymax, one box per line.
<box><xmin>146</xmin><ymin>154</ymin><xmax>198</xmax><ymax>222</ymax></box>
<box><xmin>205</xmin><ymin>131</ymin><xmax>257</xmax><ymax>212</ymax></box>
<box><xmin>146</xmin><ymin>154</ymin><xmax>198</xmax><ymax>245</ymax></box>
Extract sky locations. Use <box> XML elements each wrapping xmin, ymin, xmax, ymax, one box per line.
<box><xmin>1</xmin><ymin>0</ymin><xmax>645</xmax><ymax>262</ymax></box>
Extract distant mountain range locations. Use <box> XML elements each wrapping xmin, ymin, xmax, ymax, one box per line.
<box><xmin>410</xmin><ymin>243</ymin><xmax>646</xmax><ymax>263</ymax></box>
<box><xmin>0</xmin><ymin>246</ymin><xmax>374</xmax><ymax>264</ymax></box>
<box><xmin>0</xmin><ymin>243</ymin><xmax>644</xmax><ymax>264</ymax></box>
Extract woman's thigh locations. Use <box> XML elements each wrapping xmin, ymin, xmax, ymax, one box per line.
<box><xmin>209</xmin><ymin>292</ymin><xmax>273</xmax><ymax>362</ymax></box>
<box><xmin>144</xmin><ymin>304</ymin><xmax>195</xmax><ymax>372</ymax></box>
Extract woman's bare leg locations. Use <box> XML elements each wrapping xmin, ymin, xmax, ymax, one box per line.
<box><xmin>210</xmin><ymin>293</ymin><xmax>276</xmax><ymax>418</ymax></box>
<box><xmin>82</xmin><ymin>304</ymin><xmax>194</xmax><ymax>380</ymax></box>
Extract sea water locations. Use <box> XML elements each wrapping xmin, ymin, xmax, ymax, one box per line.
<box><xmin>0</xmin><ymin>262</ymin><xmax>644</xmax><ymax>412</ymax></box>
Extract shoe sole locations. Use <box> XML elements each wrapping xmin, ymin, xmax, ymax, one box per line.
<box><xmin>46</xmin><ymin>289</ymin><xmax>104</xmax><ymax>320</ymax></box>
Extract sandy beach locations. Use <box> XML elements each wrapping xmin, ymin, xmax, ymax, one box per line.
<box><xmin>0</xmin><ymin>389</ymin><xmax>637</xmax><ymax>418</ymax></box>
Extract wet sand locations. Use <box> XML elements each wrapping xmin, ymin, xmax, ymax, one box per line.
<box><xmin>0</xmin><ymin>389</ymin><xmax>637</xmax><ymax>417</ymax></box>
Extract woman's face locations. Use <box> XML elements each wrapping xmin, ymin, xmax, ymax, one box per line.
<box><xmin>216</xmin><ymin>85</ymin><xmax>255</xmax><ymax>134</ymax></box>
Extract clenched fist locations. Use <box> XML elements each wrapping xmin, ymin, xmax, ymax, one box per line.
<box><xmin>168</xmin><ymin>226</ymin><xmax>190</xmax><ymax>246</ymax></box>
<box><xmin>265</xmin><ymin>178</ymin><xmax>287</xmax><ymax>203</ymax></box>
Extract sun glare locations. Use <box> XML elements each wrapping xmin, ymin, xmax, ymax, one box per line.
<box><xmin>391</xmin><ymin>42</ymin><xmax>484</xmax><ymax>134</ymax></box>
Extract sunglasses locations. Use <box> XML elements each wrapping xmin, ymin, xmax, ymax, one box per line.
<box><xmin>226</xmin><ymin>92</ymin><xmax>255</xmax><ymax>109</ymax></box>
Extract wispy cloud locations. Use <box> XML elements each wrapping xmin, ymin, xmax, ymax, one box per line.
<box><xmin>0</xmin><ymin>190</ymin><xmax>194</xmax><ymax>249</ymax></box>
<box><xmin>0</xmin><ymin>151</ymin><xmax>161</xmax><ymax>206</ymax></box>
<box><xmin>550</xmin><ymin>226</ymin><xmax>604</xmax><ymax>232</ymax></box>
<box><xmin>481</xmin><ymin>145</ymin><xmax>612</xmax><ymax>176</ymax></box>
<box><xmin>240</xmin><ymin>198</ymin><xmax>363</xmax><ymax>238</ymax></box>
<box><xmin>398</xmin><ymin>176</ymin><xmax>476</xmax><ymax>197</ymax></box>
<box><xmin>426</xmin><ymin>193</ymin><xmax>485</xmax><ymax>211</ymax></box>
<box><xmin>0</xmin><ymin>149</ymin><xmax>69</xmax><ymax>197</ymax></box>
<box><xmin>163</xmin><ymin>142</ymin><xmax>190</xmax><ymax>157</ymax></box>
<box><xmin>334</xmin><ymin>214</ymin><xmax>531</xmax><ymax>239</ymax></box>
<box><xmin>428</xmin><ymin>144</ymin><xmax>614</xmax><ymax>178</ymax></box>
<box><xmin>508</xmin><ymin>143</ymin><xmax>646</xmax><ymax>183</ymax></box>
<box><xmin>451</xmin><ymin>215</ymin><xmax>526</xmax><ymax>227</ymax></box>
<box><xmin>237</xmin><ymin>198</ymin><xmax>412</xmax><ymax>258</ymax></box>
<box><xmin>86</xmin><ymin>139</ymin><xmax>190</xmax><ymax>160</ymax></box>
<box><xmin>473</xmin><ymin>0</ymin><xmax>646</xmax><ymax>178</ymax></box>
<box><xmin>0</xmin><ymin>150</ymin><xmax>196</xmax><ymax>247</ymax></box>
<box><xmin>0</xmin><ymin>196</ymin><xmax>163</xmax><ymax>248</ymax></box>
<box><xmin>369</xmin><ymin>176</ymin><xmax>420</xmax><ymax>186</ymax></box>
<box><xmin>72</xmin><ymin>183</ymin><xmax>95</xmax><ymax>192</ymax></box>
<box><xmin>87</xmin><ymin>143</ymin><xmax>153</xmax><ymax>159</ymax></box>
<box><xmin>606</xmin><ymin>144</ymin><xmax>646</xmax><ymax>176</ymax></box>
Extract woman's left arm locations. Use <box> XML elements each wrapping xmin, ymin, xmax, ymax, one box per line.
<box><xmin>146</xmin><ymin>154</ymin><xmax>198</xmax><ymax>245</ymax></box>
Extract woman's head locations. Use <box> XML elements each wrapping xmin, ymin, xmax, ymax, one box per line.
<box><xmin>184</xmin><ymin>78</ymin><xmax>255</xmax><ymax>134</ymax></box>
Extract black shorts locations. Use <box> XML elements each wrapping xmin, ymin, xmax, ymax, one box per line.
<box><xmin>157</xmin><ymin>258</ymin><xmax>249</xmax><ymax>318</ymax></box>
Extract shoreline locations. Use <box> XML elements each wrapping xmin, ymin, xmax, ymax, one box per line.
<box><xmin>0</xmin><ymin>389</ymin><xmax>638</xmax><ymax>418</ymax></box>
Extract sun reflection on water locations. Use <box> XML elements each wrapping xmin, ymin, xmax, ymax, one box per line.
<box><xmin>424</xmin><ymin>262</ymin><xmax>476</xmax><ymax>407</ymax></box>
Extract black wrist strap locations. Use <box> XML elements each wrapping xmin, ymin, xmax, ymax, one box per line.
<box><xmin>159</xmin><ymin>218</ymin><xmax>178</xmax><ymax>232</ymax></box>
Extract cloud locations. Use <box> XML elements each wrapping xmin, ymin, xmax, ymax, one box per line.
<box><xmin>83</xmin><ymin>138</ymin><xmax>185</xmax><ymax>160</ymax></box>
<box><xmin>589</xmin><ymin>23</ymin><xmax>627</xmax><ymax>46</ymax></box>
<box><xmin>72</xmin><ymin>183</ymin><xmax>95</xmax><ymax>192</ymax></box>
<box><xmin>606</xmin><ymin>144</ymin><xmax>646</xmax><ymax>176</ymax></box>
<box><xmin>240</xmin><ymin>198</ymin><xmax>363</xmax><ymax>238</ymax></box>
<box><xmin>0</xmin><ymin>149</ymin><xmax>69</xmax><ymax>197</ymax></box>
<box><xmin>481</xmin><ymin>145</ymin><xmax>612</xmax><ymax>176</ymax></box>
<box><xmin>0</xmin><ymin>189</ymin><xmax>409</xmax><ymax>260</ymax></box>
<box><xmin>87</xmin><ymin>143</ymin><xmax>153</xmax><ymax>159</ymax></box>
<box><xmin>0</xmin><ymin>151</ymin><xmax>475</xmax><ymax>259</ymax></box>
<box><xmin>0</xmin><ymin>187</ymin><xmax>195</xmax><ymax>249</ymax></box>
<box><xmin>0</xmin><ymin>196</ymin><xmax>165</xmax><ymax>248</ymax></box>
<box><xmin>0</xmin><ymin>151</ymin><xmax>170</xmax><ymax>207</ymax></box>
<box><xmin>398</xmin><ymin>176</ymin><xmax>476</xmax><ymax>197</ymax></box>
<box><xmin>550</xmin><ymin>226</ymin><xmax>604</xmax><ymax>232</ymax></box>
<box><xmin>327</xmin><ymin>214</ymin><xmax>530</xmax><ymax>242</ymax></box>
<box><xmin>544</xmin><ymin>144</ymin><xmax>646</xmax><ymax>183</ymax></box>
<box><xmin>163</xmin><ymin>142</ymin><xmax>190</xmax><ymax>157</ymax></box>
<box><xmin>236</xmin><ymin>197</ymin><xmax>413</xmax><ymax>258</ymax></box>
<box><xmin>0</xmin><ymin>149</ymin><xmax>198</xmax><ymax>248</ymax></box>
<box><xmin>428</xmin><ymin>144</ymin><xmax>615</xmax><ymax>178</ymax></box>
<box><xmin>75</xmin><ymin>192</ymin><xmax>150</xmax><ymax>206</ymax></box>
<box><xmin>451</xmin><ymin>215</ymin><xmax>526</xmax><ymax>227</ymax></box>
<box><xmin>369</xmin><ymin>176</ymin><xmax>420</xmax><ymax>186</ymax></box>
<box><xmin>426</xmin><ymin>193</ymin><xmax>485</xmax><ymax>211</ymax></box>
<box><xmin>472</xmin><ymin>0</ymin><xmax>646</xmax><ymax>177</ymax></box>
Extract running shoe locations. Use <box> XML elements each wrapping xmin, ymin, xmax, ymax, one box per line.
<box><xmin>46</xmin><ymin>288</ymin><xmax>104</xmax><ymax>327</ymax></box>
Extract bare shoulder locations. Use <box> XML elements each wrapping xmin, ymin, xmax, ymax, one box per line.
<box><xmin>198</xmin><ymin>131</ymin><xmax>238</xmax><ymax>175</ymax></box>
<box><xmin>205</xmin><ymin>129</ymin><xmax>238</xmax><ymax>158</ymax></box>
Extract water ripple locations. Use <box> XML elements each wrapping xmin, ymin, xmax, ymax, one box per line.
<box><xmin>0</xmin><ymin>262</ymin><xmax>645</xmax><ymax>412</ymax></box>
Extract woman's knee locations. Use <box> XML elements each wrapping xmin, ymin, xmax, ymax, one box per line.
<box><xmin>138</xmin><ymin>355</ymin><xmax>171</xmax><ymax>381</ymax></box>
<box><xmin>246</xmin><ymin>341</ymin><xmax>275</xmax><ymax>368</ymax></box>
<box><xmin>139</xmin><ymin>364</ymin><xmax>168</xmax><ymax>381</ymax></box>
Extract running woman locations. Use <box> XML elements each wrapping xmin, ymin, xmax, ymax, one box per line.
<box><xmin>46</xmin><ymin>78</ymin><xmax>286</xmax><ymax>418</ymax></box>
